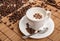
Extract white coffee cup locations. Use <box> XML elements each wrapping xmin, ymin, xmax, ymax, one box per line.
<box><xmin>26</xmin><ymin>7</ymin><xmax>51</xmax><ymax>32</ymax></box>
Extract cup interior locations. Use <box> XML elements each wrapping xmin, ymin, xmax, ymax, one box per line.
<box><xmin>26</xmin><ymin>7</ymin><xmax>46</xmax><ymax>21</ymax></box>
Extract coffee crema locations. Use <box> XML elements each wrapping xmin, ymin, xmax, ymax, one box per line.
<box><xmin>33</xmin><ymin>13</ymin><xmax>42</xmax><ymax>19</ymax></box>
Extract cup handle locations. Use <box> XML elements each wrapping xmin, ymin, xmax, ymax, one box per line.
<box><xmin>38</xmin><ymin>11</ymin><xmax>51</xmax><ymax>31</ymax></box>
<box><xmin>46</xmin><ymin>11</ymin><xmax>51</xmax><ymax>18</ymax></box>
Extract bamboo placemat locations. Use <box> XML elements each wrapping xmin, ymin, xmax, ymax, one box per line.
<box><xmin>0</xmin><ymin>0</ymin><xmax>60</xmax><ymax>41</ymax></box>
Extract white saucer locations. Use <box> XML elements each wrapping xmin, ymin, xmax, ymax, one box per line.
<box><xmin>19</xmin><ymin>15</ymin><xmax>54</xmax><ymax>39</ymax></box>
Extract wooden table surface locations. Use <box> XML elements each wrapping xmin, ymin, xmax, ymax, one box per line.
<box><xmin>0</xmin><ymin>0</ymin><xmax>60</xmax><ymax>41</ymax></box>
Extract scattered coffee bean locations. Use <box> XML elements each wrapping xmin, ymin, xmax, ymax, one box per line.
<box><xmin>55</xmin><ymin>10</ymin><xmax>58</xmax><ymax>12</ymax></box>
<box><xmin>22</xmin><ymin>0</ymin><xmax>28</xmax><ymax>4</ymax></box>
<box><xmin>4</xmin><ymin>22</ymin><xmax>7</xmax><ymax>24</ymax></box>
<box><xmin>44</xmin><ymin>5</ymin><xmax>47</xmax><ymax>8</ymax></box>
<box><xmin>11</xmin><ymin>28</ymin><xmax>14</xmax><ymax>30</ymax></box>
<box><xmin>26</xmin><ymin>23</ymin><xmax>29</xmax><ymax>28</ymax></box>
<box><xmin>0</xmin><ymin>21</ymin><xmax>2</xmax><ymax>23</ymax></box>
<box><xmin>57</xmin><ymin>2</ymin><xmax>60</xmax><ymax>6</ymax></box>
<box><xmin>0</xmin><ymin>39</ymin><xmax>2</xmax><ymax>41</ymax></box>
<box><xmin>7</xmin><ymin>24</ymin><xmax>11</xmax><ymax>27</ymax></box>
<box><xmin>0</xmin><ymin>0</ymin><xmax>3</xmax><ymax>3</ymax></box>
<box><xmin>45</xmin><ymin>9</ymin><xmax>47</xmax><ymax>10</ymax></box>
<box><xmin>30</xmin><ymin>2</ymin><xmax>36</xmax><ymax>5</ymax></box>
<box><xmin>47</xmin><ymin>0</ymin><xmax>56</xmax><ymax>4</ymax></box>
<box><xmin>38</xmin><ymin>31</ymin><xmax>40</xmax><ymax>32</ymax></box>
<box><xmin>0</xmin><ymin>16</ymin><xmax>2</xmax><ymax>20</ymax></box>
<box><xmin>9</xmin><ymin>20</ymin><xmax>12</xmax><ymax>22</ymax></box>
<box><xmin>12</xmin><ymin>22</ymin><xmax>15</xmax><ymax>24</ymax></box>
<box><xmin>49</xmin><ymin>9</ymin><xmax>51</xmax><ymax>11</ymax></box>
<box><xmin>41</xmin><ymin>3</ymin><xmax>44</xmax><ymax>7</ymax></box>
<box><xmin>35</xmin><ymin>5</ymin><xmax>41</xmax><ymax>7</ymax></box>
<box><xmin>56</xmin><ymin>2</ymin><xmax>60</xmax><ymax>9</ymax></box>
<box><xmin>16</xmin><ymin>0</ymin><xmax>23</xmax><ymax>8</ymax></box>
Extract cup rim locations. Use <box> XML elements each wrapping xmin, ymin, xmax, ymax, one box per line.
<box><xmin>26</xmin><ymin>7</ymin><xmax>47</xmax><ymax>22</ymax></box>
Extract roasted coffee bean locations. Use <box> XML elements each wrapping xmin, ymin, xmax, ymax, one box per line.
<box><xmin>44</xmin><ymin>5</ymin><xmax>47</xmax><ymax>8</ymax></box>
<box><xmin>5</xmin><ymin>6</ymin><xmax>16</xmax><ymax>13</ymax></box>
<box><xmin>0</xmin><ymin>0</ymin><xmax>3</xmax><ymax>3</ymax></box>
<box><xmin>16</xmin><ymin>0</ymin><xmax>23</xmax><ymax>8</ymax></box>
<box><xmin>0</xmin><ymin>16</ymin><xmax>1</xmax><ymax>19</ymax></box>
<box><xmin>21</xmin><ymin>5</ymin><xmax>31</xmax><ymax>15</ymax></box>
<box><xmin>47</xmin><ymin>0</ymin><xmax>56</xmax><ymax>4</ymax></box>
<box><xmin>11</xmin><ymin>28</ymin><xmax>14</xmax><ymax>30</ymax></box>
<box><xmin>57</xmin><ymin>2</ymin><xmax>60</xmax><ymax>6</ymax></box>
<box><xmin>7</xmin><ymin>24</ymin><xmax>11</xmax><ymax>27</ymax></box>
<box><xmin>4</xmin><ymin>0</ymin><xmax>16</xmax><ymax>4</ymax></box>
<box><xmin>41</xmin><ymin>3</ymin><xmax>46</xmax><ymax>7</ymax></box>
<box><xmin>4</xmin><ymin>22</ymin><xmax>7</xmax><ymax>24</ymax></box>
<box><xmin>55</xmin><ymin>10</ymin><xmax>58</xmax><ymax>12</ymax></box>
<box><xmin>17</xmin><ymin>0</ymin><xmax>22</xmax><ymax>4</ymax></box>
<box><xmin>56</xmin><ymin>2</ymin><xmax>60</xmax><ymax>9</ymax></box>
<box><xmin>0</xmin><ymin>39</ymin><xmax>2</xmax><ymax>41</ymax></box>
<box><xmin>9</xmin><ymin>11</ymin><xmax>22</xmax><ymax>23</ymax></box>
<box><xmin>12</xmin><ymin>22</ymin><xmax>15</xmax><ymax>24</ymax></box>
<box><xmin>45</xmin><ymin>8</ymin><xmax>47</xmax><ymax>10</ymax></box>
<box><xmin>26</xmin><ymin>23</ymin><xmax>29</xmax><ymax>28</ymax></box>
<box><xmin>26</xmin><ymin>28</ymin><xmax>35</xmax><ymax>34</ymax></box>
<box><xmin>22</xmin><ymin>0</ymin><xmax>28</xmax><ymax>4</ymax></box>
<box><xmin>1</xmin><ymin>12</ymin><xmax>8</xmax><ymax>17</ymax></box>
<box><xmin>0</xmin><ymin>0</ymin><xmax>24</xmax><ymax>17</ymax></box>
<box><xmin>30</xmin><ymin>2</ymin><xmax>36</xmax><ymax>5</ymax></box>
<box><xmin>36</xmin><ymin>5</ymin><xmax>41</xmax><ymax>7</ymax></box>
<box><xmin>9</xmin><ymin>20</ymin><xmax>12</xmax><ymax>22</ymax></box>
<box><xmin>0</xmin><ymin>21</ymin><xmax>2</xmax><ymax>23</ymax></box>
<box><xmin>49</xmin><ymin>9</ymin><xmax>51</xmax><ymax>11</ymax></box>
<box><xmin>0</xmin><ymin>4</ymin><xmax>11</xmax><ymax>17</ymax></box>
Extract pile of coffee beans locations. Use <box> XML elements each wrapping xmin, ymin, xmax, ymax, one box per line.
<box><xmin>26</xmin><ymin>23</ymin><xmax>35</xmax><ymax>34</ymax></box>
<box><xmin>0</xmin><ymin>0</ymin><xmax>23</xmax><ymax>17</ymax></box>
<box><xmin>9</xmin><ymin>11</ymin><xmax>21</xmax><ymax>23</ymax></box>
